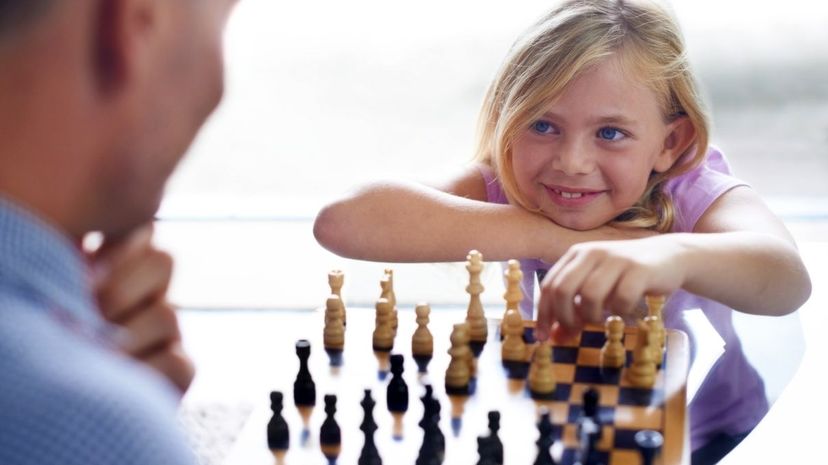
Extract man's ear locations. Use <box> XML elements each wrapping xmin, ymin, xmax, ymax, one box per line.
<box><xmin>92</xmin><ymin>0</ymin><xmax>159</xmax><ymax>94</ymax></box>
<box><xmin>653</xmin><ymin>116</ymin><xmax>696</xmax><ymax>173</ymax></box>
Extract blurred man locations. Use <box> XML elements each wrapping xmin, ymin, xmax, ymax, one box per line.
<box><xmin>0</xmin><ymin>0</ymin><xmax>237</xmax><ymax>463</ymax></box>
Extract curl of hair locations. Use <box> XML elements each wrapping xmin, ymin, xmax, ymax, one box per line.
<box><xmin>473</xmin><ymin>0</ymin><xmax>710</xmax><ymax>233</ymax></box>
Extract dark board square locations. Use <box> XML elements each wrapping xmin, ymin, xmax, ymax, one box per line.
<box><xmin>553</xmin><ymin>383</ymin><xmax>573</xmax><ymax>402</ymax></box>
<box><xmin>613</xmin><ymin>428</ymin><xmax>640</xmax><ymax>449</ymax></box>
<box><xmin>579</xmin><ymin>330</ymin><xmax>606</xmax><ymax>348</ymax></box>
<box><xmin>618</xmin><ymin>387</ymin><xmax>665</xmax><ymax>407</ymax></box>
<box><xmin>553</xmin><ymin>347</ymin><xmax>579</xmax><ymax>364</ymax></box>
<box><xmin>560</xmin><ymin>447</ymin><xmax>609</xmax><ymax>465</ymax></box>
<box><xmin>566</xmin><ymin>405</ymin><xmax>616</xmax><ymax>424</ymax></box>
<box><xmin>574</xmin><ymin>366</ymin><xmax>622</xmax><ymax>385</ymax></box>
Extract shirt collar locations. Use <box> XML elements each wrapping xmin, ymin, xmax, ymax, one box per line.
<box><xmin>0</xmin><ymin>196</ymin><xmax>102</xmax><ymax>329</ymax></box>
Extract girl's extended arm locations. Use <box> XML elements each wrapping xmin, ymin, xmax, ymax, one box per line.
<box><xmin>313</xmin><ymin>166</ymin><xmax>651</xmax><ymax>263</ymax></box>
<box><xmin>535</xmin><ymin>185</ymin><xmax>812</xmax><ymax>338</ymax></box>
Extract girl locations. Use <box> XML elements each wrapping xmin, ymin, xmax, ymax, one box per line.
<box><xmin>313</xmin><ymin>0</ymin><xmax>811</xmax><ymax>463</ymax></box>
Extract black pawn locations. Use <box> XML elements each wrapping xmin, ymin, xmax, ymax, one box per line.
<box><xmin>267</xmin><ymin>391</ymin><xmax>289</xmax><ymax>452</ymax></box>
<box><xmin>634</xmin><ymin>430</ymin><xmax>663</xmax><ymax>465</ymax></box>
<box><xmin>583</xmin><ymin>388</ymin><xmax>600</xmax><ymax>421</ymax></box>
<box><xmin>477</xmin><ymin>436</ymin><xmax>498</xmax><ymax>465</ymax></box>
<box><xmin>534</xmin><ymin>408</ymin><xmax>556</xmax><ymax>465</ymax></box>
<box><xmin>293</xmin><ymin>339</ymin><xmax>316</xmax><ymax>407</ymax></box>
<box><xmin>386</xmin><ymin>354</ymin><xmax>409</xmax><ymax>413</ymax></box>
<box><xmin>320</xmin><ymin>394</ymin><xmax>341</xmax><ymax>461</ymax></box>
<box><xmin>359</xmin><ymin>390</ymin><xmax>382</xmax><ymax>465</ymax></box>
<box><xmin>486</xmin><ymin>411</ymin><xmax>503</xmax><ymax>465</ymax></box>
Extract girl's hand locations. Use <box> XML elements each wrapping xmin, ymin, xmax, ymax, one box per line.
<box><xmin>535</xmin><ymin>235</ymin><xmax>687</xmax><ymax>340</ymax></box>
<box><xmin>89</xmin><ymin>224</ymin><xmax>195</xmax><ymax>396</ymax></box>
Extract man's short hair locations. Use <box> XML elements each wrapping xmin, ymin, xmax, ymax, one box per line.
<box><xmin>0</xmin><ymin>0</ymin><xmax>54</xmax><ymax>40</ymax></box>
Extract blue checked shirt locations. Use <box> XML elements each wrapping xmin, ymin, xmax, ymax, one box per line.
<box><xmin>0</xmin><ymin>198</ymin><xmax>197</xmax><ymax>465</ymax></box>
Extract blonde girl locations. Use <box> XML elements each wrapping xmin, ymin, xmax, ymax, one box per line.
<box><xmin>314</xmin><ymin>1</ymin><xmax>810</xmax><ymax>462</ymax></box>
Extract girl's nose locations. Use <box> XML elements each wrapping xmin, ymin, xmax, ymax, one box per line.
<box><xmin>551</xmin><ymin>140</ymin><xmax>595</xmax><ymax>176</ymax></box>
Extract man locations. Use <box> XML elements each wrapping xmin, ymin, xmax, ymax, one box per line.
<box><xmin>0</xmin><ymin>0</ymin><xmax>237</xmax><ymax>463</ymax></box>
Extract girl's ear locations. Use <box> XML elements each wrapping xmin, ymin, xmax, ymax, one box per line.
<box><xmin>653</xmin><ymin>116</ymin><xmax>696</xmax><ymax>173</ymax></box>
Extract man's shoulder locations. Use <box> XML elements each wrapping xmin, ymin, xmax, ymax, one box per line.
<box><xmin>0</xmin><ymin>298</ymin><xmax>196</xmax><ymax>465</ymax></box>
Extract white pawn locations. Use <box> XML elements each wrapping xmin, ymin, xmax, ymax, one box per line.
<box><xmin>600</xmin><ymin>316</ymin><xmax>625</xmax><ymax>368</ymax></box>
<box><xmin>373</xmin><ymin>298</ymin><xmax>394</xmax><ymax>352</ymax></box>
<box><xmin>323</xmin><ymin>295</ymin><xmax>345</xmax><ymax>352</ymax></box>
<box><xmin>445</xmin><ymin>323</ymin><xmax>473</xmax><ymax>394</ymax></box>
<box><xmin>501</xmin><ymin>308</ymin><xmax>527</xmax><ymax>363</ymax></box>
<box><xmin>411</xmin><ymin>303</ymin><xmax>433</xmax><ymax>358</ymax></box>
<box><xmin>528</xmin><ymin>340</ymin><xmax>556</xmax><ymax>398</ymax></box>
<box><xmin>626</xmin><ymin>319</ymin><xmax>657</xmax><ymax>388</ymax></box>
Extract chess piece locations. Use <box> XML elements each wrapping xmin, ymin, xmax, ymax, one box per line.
<box><xmin>445</xmin><ymin>323</ymin><xmax>473</xmax><ymax>395</ymax></box>
<box><xmin>634</xmin><ymin>429</ymin><xmax>663</xmax><ymax>465</ymax></box>
<box><xmin>387</xmin><ymin>354</ymin><xmax>409</xmax><ymax>413</ymax></box>
<box><xmin>465</xmin><ymin>250</ymin><xmax>488</xmax><ymax>354</ymax></box>
<box><xmin>528</xmin><ymin>340</ymin><xmax>556</xmax><ymax>400</ymax></box>
<box><xmin>600</xmin><ymin>315</ymin><xmax>625</xmax><ymax>368</ymax></box>
<box><xmin>501</xmin><ymin>260</ymin><xmax>524</xmax><ymax>335</ymax></box>
<box><xmin>417</xmin><ymin>385</ymin><xmax>445</xmax><ymax>465</ymax></box>
<box><xmin>373</xmin><ymin>298</ymin><xmax>394</xmax><ymax>352</ymax></box>
<box><xmin>359</xmin><ymin>390</ymin><xmax>382</xmax><ymax>465</ymax></box>
<box><xmin>323</xmin><ymin>294</ymin><xmax>345</xmax><ymax>354</ymax></box>
<box><xmin>412</xmin><ymin>303</ymin><xmax>434</xmax><ymax>372</ymax></box>
<box><xmin>320</xmin><ymin>394</ymin><xmax>341</xmax><ymax>461</ymax></box>
<box><xmin>534</xmin><ymin>407</ymin><xmax>556</xmax><ymax>465</ymax></box>
<box><xmin>328</xmin><ymin>269</ymin><xmax>346</xmax><ymax>325</ymax></box>
<box><xmin>501</xmin><ymin>308</ymin><xmax>529</xmax><ymax>378</ymax></box>
<box><xmin>480</xmin><ymin>411</ymin><xmax>503</xmax><ymax>465</ymax></box>
<box><xmin>643</xmin><ymin>315</ymin><xmax>664</xmax><ymax>368</ymax></box>
<box><xmin>293</xmin><ymin>339</ymin><xmax>316</xmax><ymax>407</ymax></box>
<box><xmin>645</xmin><ymin>294</ymin><xmax>666</xmax><ymax>348</ymax></box>
<box><xmin>267</xmin><ymin>391</ymin><xmax>289</xmax><ymax>457</ymax></box>
<box><xmin>382</xmin><ymin>269</ymin><xmax>399</xmax><ymax>332</ymax></box>
<box><xmin>626</xmin><ymin>320</ymin><xmax>657</xmax><ymax>388</ymax></box>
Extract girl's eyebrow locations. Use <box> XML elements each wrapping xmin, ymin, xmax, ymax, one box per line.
<box><xmin>541</xmin><ymin>111</ymin><xmax>639</xmax><ymax>126</ymax></box>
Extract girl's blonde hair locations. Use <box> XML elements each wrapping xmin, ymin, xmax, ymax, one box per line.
<box><xmin>473</xmin><ymin>0</ymin><xmax>709</xmax><ymax>232</ymax></box>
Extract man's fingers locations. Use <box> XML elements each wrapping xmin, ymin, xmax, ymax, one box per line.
<box><xmin>98</xmin><ymin>250</ymin><xmax>173</xmax><ymax>321</ymax></box>
<box><xmin>118</xmin><ymin>300</ymin><xmax>181</xmax><ymax>356</ymax></box>
<box><xmin>141</xmin><ymin>342</ymin><xmax>195</xmax><ymax>394</ymax></box>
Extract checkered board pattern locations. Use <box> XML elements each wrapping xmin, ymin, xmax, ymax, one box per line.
<box><xmin>221</xmin><ymin>309</ymin><xmax>689</xmax><ymax>465</ymax></box>
<box><xmin>523</xmin><ymin>324</ymin><xmax>685</xmax><ymax>465</ymax></box>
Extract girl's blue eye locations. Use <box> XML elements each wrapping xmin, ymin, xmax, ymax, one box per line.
<box><xmin>532</xmin><ymin>120</ymin><xmax>554</xmax><ymax>134</ymax></box>
<box><xmin>598</xmin><ymin>127</ymin><xmax>625</xmax><ymax>141</ymax></box>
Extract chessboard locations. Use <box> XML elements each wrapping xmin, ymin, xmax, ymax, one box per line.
<box><xmin>220</xmin><ymin>282</ymin><xmax>689</xmax><ymax>464</ymax></box>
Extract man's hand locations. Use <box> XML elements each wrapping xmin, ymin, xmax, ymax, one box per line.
<box><xmin>88</xmin><ymin>224</ymin><xmax>195</xmax><ymax>395</ymax></box>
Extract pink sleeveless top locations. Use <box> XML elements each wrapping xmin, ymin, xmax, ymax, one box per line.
<box><xmin>479</xmin><ymin>147</ymin><xmax>769</xmax><ymax>450</ymax></box>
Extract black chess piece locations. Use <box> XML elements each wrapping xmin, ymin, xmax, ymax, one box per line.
<box><xmin>359</xmin><ymin>390</ymin><xmax>382</xmax><ymax>465</ymax></box>
<box><xmin>486</xmin><ymin>411</ymin><xmax>503</xmax><ymax>465</ymax></box>
<box><xmin>634</xmin><ymin>430</ymin><xmax>663</xmax><ymax>465</ymax></box>
<box><xmin>534</xmin><ymin>408</ymin><xmax>556</xmax><ymax>465</ymax></box>
<box><xmin>320</xmin><ymin>394</ymin><xmax>341</xmax><ymax>462</ymax></box>
<box><xmin>577</xmin><ymin>388</ymin><xmax>603</xmax><ymax>465</ymax></box>
<box><xmin>476</xmin><ymin>436</ymin><xmax>498</xmax><ymax>465</ymax></box>
<box><xmin>293</xmin><ymin>339</ymin><xmax>316</xmax><ymax>407</ymax></box>
<box><xmin>416</xmin><ymin>385</ymin><xmax>445</xmax><ymax>465</ymax></box>
<box><xmin>386</xmin><ymin>354</ymin><xmax>409</xmax><ymax>413</ymax></box>
<box><xmin>267</xmin><ymin>391</ymin><xmax>289</xmax><ymax>452</ymax></box>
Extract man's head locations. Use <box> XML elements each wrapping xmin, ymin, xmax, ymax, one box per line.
<box><xmin>0</xmin><ymin>0</ymin><xmax>237</xmax><ymax>238</ymax></box>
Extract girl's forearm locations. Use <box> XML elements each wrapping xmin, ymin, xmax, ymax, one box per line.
<box><xmin>675</xmin><ymin>231</ymin><xmax>811</xmax><ymax>316</ymax></box>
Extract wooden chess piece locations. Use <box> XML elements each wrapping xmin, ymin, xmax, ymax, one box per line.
<box><xmin>383</xmin><ymin>268</ymin><xmax>399</xmax><ymax>332</ymax></box>
<box><xmin>501</xmin><ymin>308</ymin><xmax>529</xmax><ymax>379</ymax></box>
<box><xmin>645</xmin><ymin>294</ymin><xmax>666</xmax><ymax>349</ymax></box>
<box><xmin>411</xmin><ymin>303</ymin><xmax>434</xmax><ymax>372</ymax></box>
<box><xmin>643</xmin><ymin>315</ymin><xmax>664</xmax><ymax>368</ymax></box>
<box><xmin>600</xmin><ymin>315</ymin><xmax>626</xmax><ymax>368</ymax></box>
<box><xmin>323</xmin><ymin>294</ymin><xmax>345</xmax><ymax>357</ymax></box>
<box><xmin>320</xmin><ymin>394</ymin><xmax>341</xmax><ymax>461</ymax></box>
<box><xmin>626</xmin><ymin>319</ymin><xmax>657</xmax><ymax>388</ymax></box>
<box><xmin>267</xmin><ymin>391</ymin><xmax>289</xmax><ymax>461</ymax></box>
<box><xmin>528</xmin><ymin>340</ymin><xmax>556</xmax><ymax>400</ymax></box>
<box><xmin>445</xmin><ymin>323</ymin><xmax>473</xmax><ymax>395</ymax></box>
<box><xmin>465</xmin><ymin>250</ymin><xmax>488</xmax><ymax>354</ymax></box>
<box><xmin>328</xmin><ymin>269</ymin><xmax>346</xmax><ymax>325</ymax></box>
<box><xmin>373</xmin><ymin>298</ymin><xmax>395</xmax><ymax>352</ymax></box>
<box><xmin>501</xmin><ymin>260</ymin><xmax>524</xmax><ymax>329</ymax></box>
